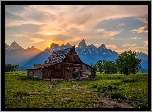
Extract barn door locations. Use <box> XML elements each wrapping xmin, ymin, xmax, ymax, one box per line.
<box><xmin>64</xmin><ymin>67</ymin><xmax>70</xmax><ymax>80</ymax></box>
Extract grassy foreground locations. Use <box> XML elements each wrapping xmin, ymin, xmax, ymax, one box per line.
<box><xmin>5</xmin><ymin>71</ymin><xmax>148</xmax><ymax>108</ymax></box>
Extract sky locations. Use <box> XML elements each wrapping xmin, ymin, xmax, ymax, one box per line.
<box><xmin>5</xmin><ymin>5</ymin><xmax>148</xmax><ymax>54</ymax></box>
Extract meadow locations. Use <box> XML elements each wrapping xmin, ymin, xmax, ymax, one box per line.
<box><xmin>5</xmin><ymin>71</ymin><xmax>148</xmax><ymax>108</ymax></box>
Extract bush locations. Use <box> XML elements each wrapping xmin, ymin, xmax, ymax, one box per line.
<box><xmin>91</xmin><ymin>84</ymin><xmax>118</xmax><ymax>92</ymax></box>
<box><xmin>107</xmin><ymin>85</ymin><xmax>117</xmax><ymax>91</ymax></box>
<box><xmin>91</xmin><ymin>84</ymin><xmax>103</xmax><ymax>92</ymax></box>
<box><xmin>138</xmin><ymin>103</ymin><xmax>148</xmax><ymax>108</ymax></box>
<box><xmin>92</xmin><ymin>84</ymin><xmax>98</xmax><ymax>88</ymax></box>
<box><xmin>121</xmin><ymin>78</ymin><xmax>138</xmax><ymax>83</ymax></box>
<box><xmin>111</xmin><ymin>92</ymin><xmax>127</xmax><ymax>100</ymax></box>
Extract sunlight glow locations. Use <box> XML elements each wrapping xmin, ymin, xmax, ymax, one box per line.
<box><xmin>47</xmin><ymin>44</ymin><xmax>50</xmax><ymax>48</ymax></box>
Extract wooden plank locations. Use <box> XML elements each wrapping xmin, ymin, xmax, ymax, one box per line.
<box><xmin>62</xmin><ymin>63</ymin><xmax>81</xmax><ymax>65</ymax></box>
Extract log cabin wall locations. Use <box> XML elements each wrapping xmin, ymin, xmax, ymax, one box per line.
<box><xmin>42</xmin><ymin>67</ymin><xmax>50</xmax><ymax>80</ymax></box>
<box><xmin>27</xmin><ymin>69</ymin><xmax>43</xmax><ymax>79</ymax></box>
<box><xmin>63</xmin><ymin>66</ymin><xmax>81</xmax><ymax>80</ymax></box>
<box><xmin>81</xmin><ymin>64</ymin><xmax>95</xmax><ymax>80</ymax></box>
<box><xmin>48</xmin><ymin>64</ymin><xmax>64</xmax><ymax>79</ymax></box>
<box><xmin>91</xmin><ymin>69</ymin><xmax>96</xmax><ymax>79</ymax></box>
<box><xmin>59</xmin><ymin>48</ymin><xmax>82</xmax><ymax>80</ymax></box>
<box><xmin>63</xmin><ymin>49</ymin><xmax>81</xmax><ymax>63</ymax></box>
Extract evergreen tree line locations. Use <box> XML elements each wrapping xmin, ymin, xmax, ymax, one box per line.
<box><xmin>5</xmin><ymin>64</ymin><xmax>19</xmax><ymax>72</ymax></box>
<box><xmin>90</xmin><ymin>50</ymin><xmax>141</xmax><ymax>75</ymax></box>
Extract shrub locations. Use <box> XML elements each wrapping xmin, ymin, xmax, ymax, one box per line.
<box><xmin>111</xmin><ymin>92</ymin><xmax>127</xmax><ymax>100</ymax></box>
<box><xmin>107</xmin><ymin>85</ymin><xmax>117</xmax><ymax>91</ymax></box>
<box><xmin>138</xmin><ymin>103</ymin><xmax>148</xmax><ymax>108</ymax></box>
<box><xmin>121</xmin><ymin>78</ymin><xmax>138</xmax><ymax>83</ymax></box>
<box><xmin>92</xmin><ymin>84</ymin><xmax>98</xmax><ymax>88</ymax></box>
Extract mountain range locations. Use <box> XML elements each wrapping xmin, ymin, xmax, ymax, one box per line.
<box><xmin>5</xmin><ymin>41</ymin><xmax>41</xmax><ymax>67</ymax></box>
<box><xmin>5</xmin><ymin>40</ymin><xmax>148</xmax><ymax>72</ymax></box>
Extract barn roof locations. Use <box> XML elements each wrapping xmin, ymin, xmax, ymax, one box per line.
<box><xmin>45</xmin><ymin>47</ymin><xmax>73</xmax><ymax>64</ymax></box>
<box><xmin>82</xmin><ymin>63</ymin><xmax>96</xmax><ymax>71</ymax></box>
<box><xmin>26</xmin><ymin>47</ymin><xmax>74</xmax><ymax>70</ymax></box>
<box><xmin>26</xmin><ymin>64</ymin><xmax>52</xmax><ymax>70</ymax></box>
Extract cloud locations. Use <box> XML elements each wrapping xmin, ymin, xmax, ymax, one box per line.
<box><xmin>5</xmin><ymin>5</ymin><xmax>148</xmax><ymax>30</ymax></box>
<box><xmin>131</xmin><ymin>37</ymin><xmax>142</xmax><ymax>39</ymax></box>
<box><xmin>14</xmin><ymin>34</ymin><xmax>27</xmax><ymax>38</ymax></box>
<box><xmin>106</xmin><ymin>45</ymin><xmax>117</xmax><ymax>50</ymax></box>
<box><xmin>5</xmin><ymin>19</ymin><xmax>45</xmax><ymax>27</ymax></box>
<box><xmin>135</xmin><ymin>18</ymin><xmax>148</xmax><ymax>23</ymax></box>
<box><xmin>5</xmin><ymin>5</ymin><xmax>148</xmax><ymax>38</ymax></box>
<box><xmin>27</xmin><ymin>38</ymin><xmax>45</xmax><ymax>44</ymax></box>
<box><xmin>96</xmin><ymin>29</ymin><xmax>105</xmax><ymax>33</ymax></box>
<box><xmin>5</xmin><ymin>5</ymin><xmax>148</xmax><ymax>52</ymax></box>
<box><xmin>143</xmin><ymin>40</ymin><xmax>148</xmax><ymax>46</ymax></box>
<box><xmin>117</xmin><ymin>23</ymin><xmax>125</xmax><ymax>27</ymax></box>
<box><xmin>116</xmin><ymin>46</ymin><xmax>148</xmax><ymax>54</ymax></box>
<box><xmin>12</xmin><ymin>32</ymin><xmax>37</xmax><ymax>38</ymax></box>
<box><xmin>122</xmin><ymin>43</ymin><xmax>136</xmax><ymax>47</ymax></box>
<box><xmin>96</xmin><ymin>28</ymin><xmax>122</xmax><ymax>38</ymax></box>
<box><xmin>5</xmin><ymin>10</ymin><xmax>24</xmax><ymax>21</ymax></box>
<box><xmin>132</xmin><ymin>26</ymin><xmax>148</xmax><ymax>33</ymax></box>
<box><xmin>94</xmin><ymin>43</ymin><xmax>99</xmax><ymax>47</ymax></box>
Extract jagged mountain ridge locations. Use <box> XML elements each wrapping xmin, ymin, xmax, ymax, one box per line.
<box><xmin>76</xmin><ymin>40</ymin><xmax>119</xmax><ymax>65</ymax></box>
<box><xmin>5</xmin><ymin>40</ymin><xmax>148</xmax><ymax>71</ymax></box>
<box><xmin>5</xmin><ymin>41</ymin><xmax>42</xmax><ymax>66</ymax></box>
<box><xmin>22</xmin><ymin>43</ymin><xmax>72</xmax><ymax>68</ymax></box>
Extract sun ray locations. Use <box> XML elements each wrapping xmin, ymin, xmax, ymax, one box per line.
<box><xmin>47</xmin><ymin>44</ymin><xmax>50</xmax><ymax>48</ymax></box>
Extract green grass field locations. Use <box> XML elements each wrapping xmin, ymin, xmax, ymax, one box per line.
<box><xmin>5</xmin><ymin>71</ymin><xmax>148</xmax><ymax>108</ymax></box>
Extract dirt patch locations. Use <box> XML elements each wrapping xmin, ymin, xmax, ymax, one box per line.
<box><xmin>86</xmin><ymin>102</ymin><xmax>104</xmax><ymax>108</ymax></box>
<box><xmin>15</xmin><ymin>91</ymin><xmax>39</xmax><ymax>98</ymax></box>
<box><xmin>57</xmin><ymin>88</ymin><xmax>71</xmax><ymax>91</ymax></box>
<box><xmin>85</xmin><ymin>90</ymin><xmax>91</xmax><ymax>93</ymax></box>
<box><xmin>57</xmin><ymin>97</ymin><xmax>73</xmax><ymax>102</ymax></box>
<box><xmin>101</xmin><ymin>96</ymin><xmax>134</xmax><ymax>108</ymax></box>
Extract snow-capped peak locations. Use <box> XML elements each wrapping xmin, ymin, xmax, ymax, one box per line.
<box><xmin>78</xmin><ymin>39</ymin><xmax>87</xmax><ymax>48</ymax></box>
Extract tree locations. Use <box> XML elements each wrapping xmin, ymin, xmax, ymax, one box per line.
<box><xmin>102</xmin><ymin>60</ymin><xmax>117</xmax><ymax>74</ymax></box>
<box><xmin>14</xmin><ymin>65</ymin><xmax>19</xmax><ymax>71</ymax></box>
<box><xmin>96</xmin><ymin>60</ymin><xmax>104</xmax><ymax>73</ymax></box>
<box><xmin>5</xmin><ymin>64</ymin><xmax>19</xmax><ymax>72</ymax></box>
<box><xmin>93</xmin><ymin>63</ymin><xmax>98</xmax><ymax>71</ymax></box>
<box><xmin>90</xmin><ymin>63</ymin><xmax>93</xmax><ymax>67</ymax></box>
<box><xmin>116</xmin><ymin>50</ymin><xmax>141</xmax><ymax>75</ymax></box>
<box><xmin>94</xmin><ymin>60</ymin><xmax>117</xmax><ymax>74</ymax></box>
<box><xmin>5</xmin><ymin>64</ymin><xmax>12</xmax><ymax>72</ymax></box>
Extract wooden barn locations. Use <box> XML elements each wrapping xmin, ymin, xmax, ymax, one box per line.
<box><xmin>26</xmin><ymin>46</ymin><xmax>96</xmax><ymax>81</ymax></box>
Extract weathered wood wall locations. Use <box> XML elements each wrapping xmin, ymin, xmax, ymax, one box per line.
<box><xmin>63</xmin><ymin>49</ymin><xmax>81</xmax><ymax>63</ymax></box>
<box><xmin>27</xmin><ymin>69</ymin><xmax>43</xmax><ymax>79</ymax></box>
<box><xmin>81</xmin><ymin>64</ymin><xmax>95</xmax><ymax>80</ymax></box>
<box><xmin>63</xmin><ymin>66</ymin><xmax>81</xmax><ymax>80</ymax></box>
<box><xmin>42</xmin><ymin>68</ymin><xmax>50</xmax><ymax>80</ymax></box>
